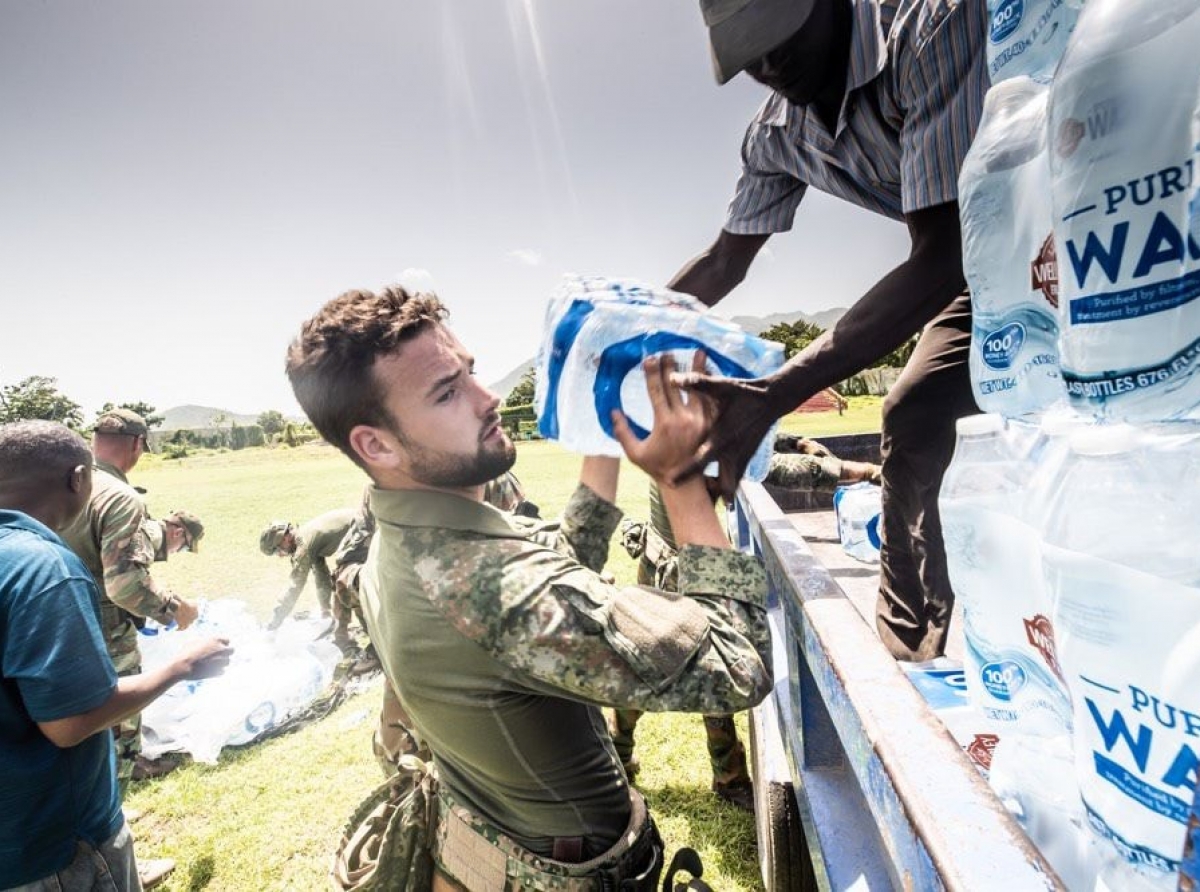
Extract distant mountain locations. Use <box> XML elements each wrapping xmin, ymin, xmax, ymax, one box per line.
<box><xmin>490</xmin><ymin>360</ymin><xmax>536</xmax><ymax>402</ymax></box>
<box><xmin>159</xmin><ymin>405</ymin><xmax>264</xmax><ymax>431</ymax></box>
<box><xmin>728</xmin><ymin>306</ymin><xmax>847</xmax><ymax>335</ymax></box>
<box><xmin>488</xmin><ymin>308</ymin><xmax>849</xmax><ymax>400</ymax></box>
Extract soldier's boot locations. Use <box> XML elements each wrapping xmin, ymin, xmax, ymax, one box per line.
<box><xmin>132</xmin><ymin>753</ymin><xmax>183</xmax><ymax>781</ymax></box>
<box><xmin>704</xmin><ymin>715</ymin><xmax>754</xmax><ymax>812</ymax></box>
<box><xmin>352</xmin><ymin>643</ymin><xmax>381</xmax><ymax>675</ymax></box>
<box><xmin>609</xmin><ymin>708</ymin><xmax>643</xmax><ymax>781</ymax></box>
<box><xmin>138</xmin><ymin>858</ymin><xmax>175</xmax><ymax>890</ymax></box>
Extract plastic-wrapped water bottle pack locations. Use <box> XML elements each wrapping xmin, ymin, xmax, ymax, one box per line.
<box><xmin>534</xmin><ymin>275</ymin><xmax>785</xmax><ymax>481</ymax></box>
<box><xmin>960</xmin><ymin>76</ymin><xmax>1066</xmax><ymax>418</ymax></box>
<box><xmin>941</xmin><ymin>413</ymin><xmax>1200</xmax><ymax>889</ymax></box>
<box><xmin>1049</xmin><ymin>0</ymin><xmax>1200</xmax><ymax>423</ymax></box>
<box><xmin>986</xmin><ymin>0</ymin><xmax>1082</xmax><ymax>85</ymax></box>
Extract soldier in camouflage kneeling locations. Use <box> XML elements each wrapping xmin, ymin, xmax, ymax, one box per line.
<box><xmin>290</xmin><ymin>285</ymin><xmax>772</xmax><ymax>890</ymax></box>
<box><xmin>614</xmin><ymin>432</ymin><xmax>880</xmax><ymax>811</ymax></box>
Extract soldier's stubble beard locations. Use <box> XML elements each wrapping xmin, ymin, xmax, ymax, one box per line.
<box><xmin>392</xmin><ymin>418</ymin><xmax>517</xmax><ymax>490</ymax></box>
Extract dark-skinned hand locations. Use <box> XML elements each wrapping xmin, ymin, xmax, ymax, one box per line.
<box><xmin>667</xmin><ymin>371</ymin><xmax>787</xmax><ymax>501</ymax></box>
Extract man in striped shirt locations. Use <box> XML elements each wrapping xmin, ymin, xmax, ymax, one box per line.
<box><xmin>673</xmin><ymin>0</ymin><xmax>988</xmax><ymax>662</ymax></box>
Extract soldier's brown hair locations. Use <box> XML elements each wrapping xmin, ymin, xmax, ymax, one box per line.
<box><xmin>286</xmin><ymin>285</ymin><xmax>447</xmax><ymax>471</ymax></box>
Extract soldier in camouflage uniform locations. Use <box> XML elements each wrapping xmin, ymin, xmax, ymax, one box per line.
<box><xmin>286</xmin><ymin>285</ymin><xmax>772</xmax><ymax>890</ymax></box>
<box><xmin>613</xmin><ymin>432</ymin><xmax>880</xmax><ymax>810</ymax></box>
<box><xmin>142</xmin><ymin>509</ymin><xmax>205</xmax><ymax>561</ymax></box>
<box><xmin>260</xmin><ymin>508</ymin><xmax>356</xmax><ymax>630</ymax></box>
<box><xmin>353</xmin><ymin>471</ymin><xmax>541</xmax><ymax>774</ymax></box>
<box><xmin>60</xmin><ymin>409</ymin><xmax>203</xmax><ymax>805</ymax></box>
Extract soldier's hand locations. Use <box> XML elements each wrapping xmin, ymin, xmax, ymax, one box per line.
<box><xmin>612</xmin><ymin>353</ymin><xmax>714</xmax><ymax>485</ymax></box>
<box><xmin>173</xmin><ymin>597</ymin><xmax>200</xmax><ymax>630</ymax></box>
<box><xmin>174</xmin><ymin>636</ymin><xmax>233</xmax><ymax>681</ymax></box>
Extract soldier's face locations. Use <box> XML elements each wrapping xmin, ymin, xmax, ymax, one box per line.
<box><xmin>164</xmin><ymin>521</ymin><xmax>191</xmax><ymax>554</ymax></box>
<box><xmin>364</xmin><ymin>325</ymin><xmax>516</xmax><ymax>491</ymax></box>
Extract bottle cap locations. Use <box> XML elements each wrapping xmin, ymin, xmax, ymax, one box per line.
<box><xmin>1039</xmin><ymin>410</ymin><xmax>1087</xmax><ymax>439</ymax></box>
<box><xmin>1069</xmin><ymin>424</ymin><xmax>1138</xmax><ymax>456</ymax></box>
<box><xmin>956</xmin><ymin>413</ymin><xmax>1005</xmax><ymax>437</ymax></box>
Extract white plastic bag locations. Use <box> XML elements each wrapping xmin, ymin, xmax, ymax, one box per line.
<box><xmin>139</xmin><ymin>600</ymin><xmax>342</xmax><ymax>764</ymax></box>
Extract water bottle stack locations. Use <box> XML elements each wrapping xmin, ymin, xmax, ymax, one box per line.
<box><xmin>533</xmin><ymin>274</ymin><xmax>785</xmax><ymax>481</ymax></box>
<box><xmin>946</xmin><ymin>1</ymin><xmax>1200</xmax><ymax>887</ymax></box>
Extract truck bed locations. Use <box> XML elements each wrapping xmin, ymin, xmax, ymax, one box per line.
<box><xmin>735</xmin><ymin>483</ymin><xmax>1060</xmax><ymax>891</ymax></box>
<box><xmin>784</xmin><ymin>509</ymin><xmax>965</xmax><ymax>663</ymax></box>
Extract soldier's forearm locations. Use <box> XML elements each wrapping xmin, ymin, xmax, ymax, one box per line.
<box><xmin>104</xmin><ymin>571</ymin><xmax>177</xmax><ymax>624</ymax></box>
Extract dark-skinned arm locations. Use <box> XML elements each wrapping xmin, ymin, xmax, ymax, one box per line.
<box><xmin>38</xmin><ymin>636</ymin><xmax>232</xmax><ymax>748</ymax></box>
<box><xmin>677</xmin><ymin>201</ymin><xmax>968</xmax><ymax>497</ymax></box>
<box><xmin>668</xmin><ymin>230</ymin><xmax>771</xmax><ymax>307</ymax></box>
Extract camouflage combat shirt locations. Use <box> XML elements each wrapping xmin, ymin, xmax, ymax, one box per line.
<box><xmin>283</xmin><ymin>508</ymin><xmax>357</xmax><ymax>602</ymax></box>
<box><xmin>143</xmin><ymin>519</ymin><xmax>170</xmax><ymax>563</ymax></box>
<box><xmin>361</xmin><ymin>483</ymin><xmax>771</xmax><ymax>859</ymax></box>
<box><xmin>60</xmin><ymin>460</ymin><xmax>176</xmax><ymax>625</ymax></box>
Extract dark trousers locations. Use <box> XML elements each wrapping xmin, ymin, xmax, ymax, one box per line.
<box><xmin>875</xmin><ymin>292</ymin><xmax>978</xmax><ymax>661</ymax></box>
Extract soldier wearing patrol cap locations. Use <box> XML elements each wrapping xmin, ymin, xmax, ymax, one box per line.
<box><xmin>143</xmin><ymin>510</ymin><xmax>205</xmax><ymax>561</ymax></box>
<box><xmin>60</xmin><ymin>409</ymin><xmax>203</xmax><ymax>806</ymax></box>
<box><xmin>260</xmin><ymin>508</ymin><xmax>356</xmax><ymax>630</ymax></box>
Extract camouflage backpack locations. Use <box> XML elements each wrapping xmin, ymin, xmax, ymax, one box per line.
<box><xmin>332</xmin><ymin>755</ymin><xmax>438</xmax><ymax>891</ymax></box>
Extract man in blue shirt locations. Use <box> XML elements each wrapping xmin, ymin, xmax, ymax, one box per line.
<box><xmin>0</xmin><ymin>420</ymin><xmax>231</xmax><ymax>892</ymax></box>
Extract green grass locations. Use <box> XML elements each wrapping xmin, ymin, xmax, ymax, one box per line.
<box><xmin>128</xmin><ymin>439</ymin><xmax>778</xmax><ymax>891</ymax></box>
<box><xmin>777</xmin><ymin>395</ymin><xmax>883</xmax><ymax>439</ymax></box>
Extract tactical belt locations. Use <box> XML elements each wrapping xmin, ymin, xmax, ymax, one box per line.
<box><xmin>434</xmin><ymin>786</ymin><xmax>663</xmax><ymax>891</ymax></box>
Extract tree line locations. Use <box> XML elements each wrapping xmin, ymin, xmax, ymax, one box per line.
<box><xmin>0</xmin><ymin>374</ymin><xmax>316</xmax><ymax>457</ymax></box>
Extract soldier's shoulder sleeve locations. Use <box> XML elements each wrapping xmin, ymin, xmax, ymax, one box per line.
<box><xmin>416</xmin><ymin>532</ymin><xmax>771</xmax><ymax>714</ymax></box>
<box><xmin>551</xmin><ymin>483</ymin><xmax>622</xmax><ymax>572</ymax></box>
<box><xmin>103</xmin><ymin>514</ymin><xmax>175</xmax><ymax>621</ymax></box>
<box><xmin>289</xmin><ymin>544</ymin><xmax>313</xmax><ymax>587</ymax></box>
<box><xmin>96</xmin><ymin>484</ymin><xmax>148</xmax><ymax>574</ymax></box>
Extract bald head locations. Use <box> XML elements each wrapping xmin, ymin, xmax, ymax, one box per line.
<box><xmin>0</xmin><ymin>421</ymin><xmax>93</xmax><ymax>530</ymax></box>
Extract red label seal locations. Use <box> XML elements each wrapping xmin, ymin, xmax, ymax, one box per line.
<box><xmin>1031</xmin><ymin>234</ymin><xmax>1059</xmax><ymax>309</ymax></box>
<box><xmin>1024</xmin><ymin>614</ymin><xmax>1065</xmax><ymax>683</ymax></box>
<box><xmin>967</xmin><ymin>733</ymin><xmax>1000</xmax><ymax>771</ymax></box>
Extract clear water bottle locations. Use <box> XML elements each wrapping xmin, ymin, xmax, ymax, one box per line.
<box><xmin>960</xmin><ymin>76</ymin><xmax>1065</xmax><ymax>419</ymax></box>
<box><xmin>832</xmin><ymin>482</ymin><xmax>881</xmax><ymax>563</ymax></box>
<box><xmin>986</xmin><ymin>0</ymin><xmax>1081</xmax><ymax>84</ymax></box>
<box><xmin>1043</xmin><ymin>425</ymin><xmax>1200</xmax><ymax>888</ymax></box>
<box><xmin>1049</xmin><ymin>0</ymin><xmax>1200</xmax><ymax>422</ymax></box>
<box><xmin>940</xmin><ymin>414</ymin><xmax>1073</xmax><ymax>736</ymax></box>
<box><xmin>1023</xmin><ymin>410</ymin><xmax>1091</xmax><ymax>528</ymax></box>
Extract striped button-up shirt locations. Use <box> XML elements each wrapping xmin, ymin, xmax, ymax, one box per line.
<box><xmin>726</xmin><ymin>0</ymin><xmax>987</xmax><ymax>232</ymax></box>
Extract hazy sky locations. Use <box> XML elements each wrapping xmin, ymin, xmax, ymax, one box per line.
<box><xmin>1</xmin><ymin>1</ymin><xmax>909</xmax><ymax>418</ymax></box>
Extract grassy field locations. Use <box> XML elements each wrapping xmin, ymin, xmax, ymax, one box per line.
<box><xmin>776</xmin><ymin>395</ymin><xmax>884</xmax><ymax>440</ymax></box>
<box><xmin>124</xmin><ymin>399</ymin><xmax>883</xmax><ymax>891</ymax></box>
